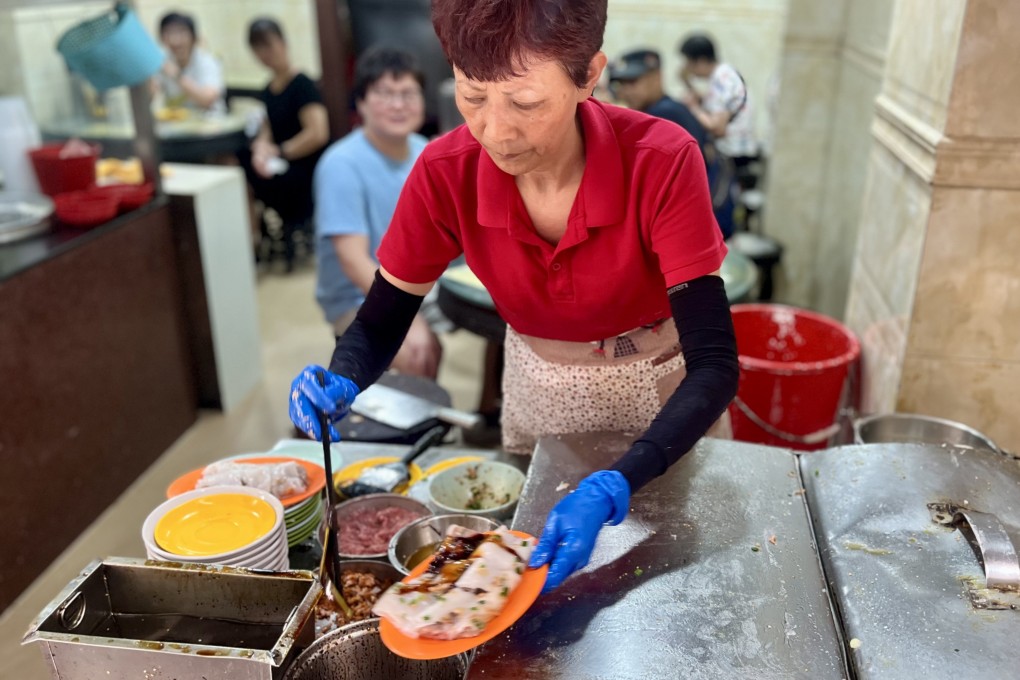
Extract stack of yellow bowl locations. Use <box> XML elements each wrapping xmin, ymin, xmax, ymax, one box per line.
<box><xmin>142</xmin><ymin>486</ymin><xmax>288</xmax><ymax>570</ymax></box>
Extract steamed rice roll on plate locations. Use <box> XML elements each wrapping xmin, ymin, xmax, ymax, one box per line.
<box><xmin>375</xmin><ymin>526</ymin><xmax>549</xmax><ymax>659</ymax></box>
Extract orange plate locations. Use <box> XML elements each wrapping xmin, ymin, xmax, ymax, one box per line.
<box><xmin>379</xmin><ymin>529</ymin><xmax>549</xmax><ymax>659</ymax></box>
<box><xmin>165</xmin><ymin>456</ymin><xmax>326</xmax><ymax>509</ymax></box>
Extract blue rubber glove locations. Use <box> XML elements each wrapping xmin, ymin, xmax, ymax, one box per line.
<box><xmin>288</xmin><ymin>364</ymin><xmax>360</xmax><ymax>441</ymax></box>
<box><xmin>529</xmin><ymin>470</ymin><xmax>630</xmax><ymax>593</ymax></box>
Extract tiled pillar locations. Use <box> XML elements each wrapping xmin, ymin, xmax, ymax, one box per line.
<box><xmin>761</xmin><ymin>1</ymin><xmax>847</xmax><ymax>307</ymax></box>
<box><xmin>846</xmin><ymin>0</ymin><xmax>1020</xmax><ymax>451</ymax></box>
<box><xmin>763</xmin><ymin>0</ymin><xmax>895</xmax><ymax>316</ymax></box>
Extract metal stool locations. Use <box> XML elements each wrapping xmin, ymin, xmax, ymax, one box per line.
<box><xmin>729</xmin><ymin>231</ymin><xmax>783</xmax><ymax>302</ymax></box>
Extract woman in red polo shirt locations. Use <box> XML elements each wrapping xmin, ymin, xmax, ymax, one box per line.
<box><xmin>290</xmin><ymin>0</ymin><xmax>739</xmax><ymax>593</ymax></box>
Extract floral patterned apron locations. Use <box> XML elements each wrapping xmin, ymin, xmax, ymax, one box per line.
<box><xmin>501</xmin><ymin>321</ymin><xmax>732</xmax><ymax>454</ymax></box>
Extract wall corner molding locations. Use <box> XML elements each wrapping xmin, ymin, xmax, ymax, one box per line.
<box><xmin>933</xmin><ymin>134</ymin><xmax>1020</xmax><ymax>190</ymax></box>
<box><xmin>871</xmin><ymin>93</ymin><xmax>940</xmax><ymax>183</ymax></box>
<box><xmin>871</xmin><ymin>93</ymin><xmax>1020</xmax><ymax>190</ymax></box>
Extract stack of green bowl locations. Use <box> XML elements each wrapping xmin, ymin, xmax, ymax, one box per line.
<box><xmin>285</xmin><ymin>492</ymin><xmax>323</xmax><ymax>547</ymax></box>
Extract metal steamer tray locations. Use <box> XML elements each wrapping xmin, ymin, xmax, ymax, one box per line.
<box><xmin>803</xmin><ymin>443</ymin><xmax>1020</xmax><ymax>679</ymax></box>
<box><xmin>23</xmin><ymin>558</ymin><xmax>322</xmax><ymax>679</ymax></box>
<box><xmin>470</xmin><ymin>435</ymin><xmax>1020</xmax><ymax>680</ymax></box>
<box><xmin>472</xmin><ymin>434</ymin><xmax>847</xmax><ymax>680</ymax></box>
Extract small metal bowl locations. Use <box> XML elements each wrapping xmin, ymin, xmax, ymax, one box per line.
<box><xmin>388</xmin><ymin>513</ymin><xmax>502</xmax><ymax>575</ymax></box>
<box><xmin>333</xmin><ymin>559</ymin><xmax>403</xmax><ymax>585</ymax></box>
<box><xmin>284</xmin><ymin>618</ymin><xmax>469</xmax><ymax>680</ymax></box>
<box><xmin>428</xmin><ymin>461</ymin><xmax>525</xmax><ymax>521</ymax></box>
<box><xmin>320</xmin><ymin>562</ymin><xmax>399</xmax><ymax>632</ymax></box>
<box><xmin>319</xmin><ymin>493</ymin><xmax>431</xmax><ymax>561</ymax></box>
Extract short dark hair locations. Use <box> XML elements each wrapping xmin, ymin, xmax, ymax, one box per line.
<box><xmin>351</xmin><ymin>47</ymin><xmax>426</xmax><ymax>101</ymax></box>
<box><xmin>431</xmin><ymin>0</ymin><xmax>607</xmax><ymax>88</ymax></box>
<box><xmin>248</xmin><ymin>17</ymin><xmax>284</xmax><ymax>48</ymax></box>
<box><xmin>159</xmin><ymin>12</ymin><xmax>196</xmax><ymax>39</ymax></box>
<box><xmin>679</xmin><ymin>34</ymin><xmax>717</xmax><ymax>63</ymax></box>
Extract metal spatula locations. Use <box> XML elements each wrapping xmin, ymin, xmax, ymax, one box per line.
<box><xmin>316</xmin><ymin>370</ymin><xmax>352</xmax><ymax>618</ymax></box>
<box><xmin>338</xmin><ymin>425</ymin><xmax>447</xmax><ymax>499</ymax></box>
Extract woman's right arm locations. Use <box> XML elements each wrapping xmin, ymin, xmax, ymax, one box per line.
<box><xmin>290</xmin><ymin>269</ymin><xmax>433</xmax><ymax>440</ymax></box>
<box><xmin>279</xmin><ymin>103</ymin><xmax>329</xmax><ymax>160</ymax></box>
<box><xmin>290</xmin><ymin>155</ymin><xmax>460</xmax><ymax>439</ymax></box>
<box><xmin>327</xmin><ymin>269</ymin><xmax>435</xmax><ymax>388</ymax></box>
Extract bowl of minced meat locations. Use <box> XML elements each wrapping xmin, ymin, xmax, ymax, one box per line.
<box><xmin>320</xmin><ymin>493</ymin><xmax>431</xmax><ymax>560</ymax></box>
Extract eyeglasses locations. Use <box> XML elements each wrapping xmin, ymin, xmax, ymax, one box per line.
<box><xmin>368</xmin><ymin>87</ymin><xmax>424</xmax><ymax>105</ymax></box>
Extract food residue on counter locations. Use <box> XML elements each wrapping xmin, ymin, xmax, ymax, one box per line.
<box><xmin>844</xmin><ymin>542</ymin><xmax>892</xmax><ymax>556</ymax></box>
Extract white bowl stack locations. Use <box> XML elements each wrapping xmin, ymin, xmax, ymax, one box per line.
<box><xmin>142</xmin><ymin>486</ymin><xmax>290</xmax><ymax>570</ymax></box>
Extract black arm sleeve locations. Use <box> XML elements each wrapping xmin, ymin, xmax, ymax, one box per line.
<box><xmin>327</xmin><ymin>271</ymin><xmax>424</xmax><ymax>391</ymax></box>
<box><xmin>610</xmin><ymin>275</ymin><xmax>739</xmax><ymax>492</ymax></box>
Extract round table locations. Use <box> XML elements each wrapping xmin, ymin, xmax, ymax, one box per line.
<box><xmin>437</xmin><ymin>250</ymin><xmax>759</xmax><ymax>343</ymax></box>
<box><xmin>42</xmin><ymin>115</ymin><xmax>248</xmax><ymax>164</ymax></box>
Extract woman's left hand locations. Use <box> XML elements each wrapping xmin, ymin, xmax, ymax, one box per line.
<box><xmin>529</xmin><ymin>470</ymin><xmax>630</xmax><ymax>593</ymax></box>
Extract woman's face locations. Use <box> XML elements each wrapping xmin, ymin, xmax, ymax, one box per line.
<box><xmin>161</xmin><ymin>24</ymin><xmax>194</xmax><ymax>65</ymax></box>
<box><xmin>357</xmin><ymin>73</ymin><xmax>426</xmax><ymax>141</ymax></box>
<box><xmin>455</xmin><ymin>54</ymin><xmax>605</xmax><ymax>176</ymax></box>
<box><xmin>252</xmin><ymin>35</ymin><xmax>288</xmax><ymax>72</ymax></box>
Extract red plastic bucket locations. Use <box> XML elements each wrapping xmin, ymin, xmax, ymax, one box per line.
<box><xmin>729</xmin><ymin>304</ymin><xmax>860</xmax><ymax>450</ymax></box>
<box><xmin>28</xmin><ymin>143</ymin><xmax>99</xmax><ymax>196</ymax></box>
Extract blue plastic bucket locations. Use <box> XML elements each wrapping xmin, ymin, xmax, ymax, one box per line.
<box><xmin>56</xmin><ymin>5</ymin><xmax>163</xmax><ymax>91</ymax></box>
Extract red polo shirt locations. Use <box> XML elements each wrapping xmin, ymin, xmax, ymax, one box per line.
<box><xmin>377</xmin><ymin>97</ymin><xmax>727</xmax><ymax>342</ymax></box>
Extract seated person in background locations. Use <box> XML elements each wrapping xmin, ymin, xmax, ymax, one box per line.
<box><xmin>239</xmin><ymin>17</ymin><xmax>329</xmax><ymax>260</ymax></box>
<box><xmin>678</xmin><ymin>33</ymin><xmax>758</xmax><ymax>166</ymax></box>
<box><xmin>153</xmin><ymin>12</ymin><xmax>225</xmax><ymax>114</ymax></box>
<box><xmin>314</xmin><ymin>47</ymin><xmax>441</xmax><ymax>379</ymax></box>
<box><xmin>608</xmin><ymin>48</ymin><xmax>707</xmax><ymax>152</ymax></box>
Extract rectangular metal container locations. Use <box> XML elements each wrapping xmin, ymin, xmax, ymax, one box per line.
<box><xmin>23</xmin><ymin>558</ymin><xmax>321</xmax><ymax>679</ymax></box>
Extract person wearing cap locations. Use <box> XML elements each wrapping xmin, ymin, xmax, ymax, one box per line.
<box><xmin>608</xmin><ymin>48</ymin><xmax>706</xmax><ymax>152</ymax></box>
<box><xmin>288</xmin><ymin>0</ymin><xmax>738</xmax><ymax>594</ymax></box>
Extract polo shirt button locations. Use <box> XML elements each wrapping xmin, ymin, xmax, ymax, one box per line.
<box><xmin>551</xmin><ymin>263</ymin><xmax>562</xmax><ymax>271</ymax></box>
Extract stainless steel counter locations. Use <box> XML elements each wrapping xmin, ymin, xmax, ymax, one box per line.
<box><xmin>803</xmin><ymin>444</ymin><xmax>1020</xmax><ymax>680</ymax></box>
<box><xmin>469</xmin><ymin>433</ymin><xmax>847</xmax><ymax>679</ymax></box>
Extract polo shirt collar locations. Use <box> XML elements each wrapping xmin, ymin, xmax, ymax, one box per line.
<box><xmin>476</xmin><ymin>98</ymin><xmax>625</xmax><ymax>231</ymax></box>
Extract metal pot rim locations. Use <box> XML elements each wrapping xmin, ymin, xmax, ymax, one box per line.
<box><xmin>387</xmin><ymin>513</ymin><xmax>503</xmax><ymax>575</ymax></box>
<box><xmin>853</xmin><ymin>412</ymin><xmax>999</xmax><ymax>452</ymax></box>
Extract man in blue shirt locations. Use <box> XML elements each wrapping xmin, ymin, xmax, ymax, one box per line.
<box><xmin>608</xmin><ymin>48</ymin><xmax>707</xmax><ymax>152</ymax></box>
<box><xmin>314</xmin><ymin>47</ymin><xmax>441</xmax><ymax>377</ymax></box>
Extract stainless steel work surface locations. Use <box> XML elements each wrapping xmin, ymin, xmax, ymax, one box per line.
<box><xmin>469</xmin><ymin>434</ymin><xmax>846</xmax><ymax>679</ymax></box>
<box><xmin>803</xmin><ymin>444</ymin><xmax>1020</xmax><ymax>680</ymax></box>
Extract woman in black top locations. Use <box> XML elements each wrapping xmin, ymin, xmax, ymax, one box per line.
<box><xmin>241</xmin><ymin>18</ymin><xmax>329</xmax><ymax>251</ymax></box>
